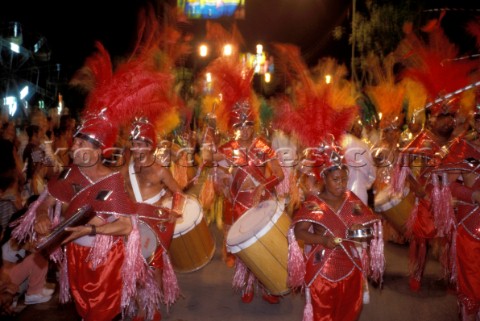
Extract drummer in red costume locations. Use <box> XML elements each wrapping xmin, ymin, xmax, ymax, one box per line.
<box><xmin>203</xmin><ymin>57</ymin><xmax>284</xmax><ymax>304</ymax></box>
<box><xmin>11</xmin><ymin>113</ymin><xmax>159</xmax><ymax>321</ymax></box>
<box><xmin>396</xmin><ymin>98</ymin><xmax>461</xmax><ymax>292</ymax></box>
<box><xmin>288</xmin><ymin>141</ymin><xmax>384</xmax><ymax>321</ymax></box>
<box><xmin>123</xmin><ymin>117</ymin><xmax>184</xmax><ymax>321</ymax></box>
<box><xmin>216</xmin><ymin>103</ymin><xmax>285</xmax><ymax>303</ymax></box>
<box><xmin>440</xmin><ymin>103</ymin><xmax>480</xmax><ymax>320</ymax></box>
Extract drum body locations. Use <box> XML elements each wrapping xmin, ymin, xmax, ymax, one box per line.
<box><xmin>374</xmin><ymin>188</ymin><xmax>414</xmax><ymax>233</ymax></box>
<box><xmin>226</xmin><ymin>200</ymin><xmax>291</xmax><ymax>295</ymax></box>
<box><xmin>163</xmin><ymin>196</ymin><xmax>215</xmax><ymax>273</ymax></box>
<box><xmin>137</xmin><ymin>203</ymin><xmax>175</xmax><ymax>265</ymax></box>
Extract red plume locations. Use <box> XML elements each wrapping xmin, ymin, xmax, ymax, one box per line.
<box><xmin>272</xmin><ymin>50</ymin><xmax>358</xmax><ymax>148</ymax></box>
<box><xmin>398</xmin><ymin>26</ymin><xmax>477</xmax><ymax>102</ymax></box>
<box><xmin>203</xmin><ymin>57</ymin><xmax>257</xmax><ymax>133</ymax></box>
<box><xmin>69</xmin><ymin>42</ymin><xmax>113</xmax><ymax>92</ymax></box>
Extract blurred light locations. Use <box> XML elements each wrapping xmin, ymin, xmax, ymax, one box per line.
<box><xmin>3</xmin><ymin>96</ymin><xmax>17</xmax><ymax>117</ymax></box>
<box><xmin>19</xmin><ymin>86</ymin><xmax>29</xmax><ymax>100</ymax></box>
<box><xmin>10</xmin><ymin>42</ymin><xmax>20</xmax><ymax>53</ymax></box>
<box><xmin>199</xmin><ymin>44</ymin><xmax>208</xmax><ymax>57</ymax></box>
<box><xmin>325</xmin><ymin>74</ymin><xmax>332</xmax><ymax>84</ymax></box>
<box><xmin>378</xmin><ymin>112</ymin><xmax>383</xmax><ymax>120</ymax></box>
<box><xmin>57</xmin><ymin>93</ymin><xmax>63</xmax><ymax>115</ymax></box>
<box><xmin>206</xmin><ymin>72</ymin><xmax>212</xmax><ymax>83</ymax></box>
<box><xmin>223</xmin><ymin>44</ymin><xmax>233</xmax><ymax>57</ymax></box>
<box><xmin>256</xmin><ymin>44</ymin><xmax>263</xmax><ymax>55</ymax></box>
<box><xmin>265</xmin><ymin>72</ymin><xmax>271</xmax><ymax>83</ymax></box>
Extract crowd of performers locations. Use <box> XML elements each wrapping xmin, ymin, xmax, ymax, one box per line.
<box><xmin>0</xmin><ymin>7</ymin><xmax>480</xmax><ymax>321</ymax></box>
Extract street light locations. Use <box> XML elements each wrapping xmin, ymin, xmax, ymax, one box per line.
<box><xmin>264</xmin><ymin>72</ymin><xmax>271</xmax><ymax>83</ymax></box>
<box><xmin>199</xmin><ymin>44</ymin><xmax>208</xmax><ymax>57</ymax></box>
<box><xmin>223</xmin><ymin>44</ymin><xmax>233</xmax><ymax>57</ymax></box>
<box><xmin>325</xmin><ymin>74</ymin><xmax>332</xmax><ymax>84</ymax></box>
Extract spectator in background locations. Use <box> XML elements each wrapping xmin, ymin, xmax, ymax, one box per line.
<box><xmin>23</xmin><ymin>125</ymin><xmax>46</xmax><ymax>196</ymax></box>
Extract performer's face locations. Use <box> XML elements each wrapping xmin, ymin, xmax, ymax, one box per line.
<box><xmin>323</xmin><ymin>168</ymin><xmax>348</xmax><ymax>198</ymax></box>
<box><xmin>237</xmin><ymin>124</ymin><xmax>254</xmax><ymax>142</ymax></box>
<box><xmin>431</xmin><ymin>114</ymin><xmax>455</xmax><ymax>138</ymax></box>
<box><xmin>130</xmin><ymin>140</ymin><xmax>154</xmax><ymax>163</ymax></box>
<box><xmin>70</xmin><ymin>137</ymin><xmax>101</xmax><ymax>167</ymax></box>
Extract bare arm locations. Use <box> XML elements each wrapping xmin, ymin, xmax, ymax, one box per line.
<box><xmin>160</xmin><ymin>167</ymin><xmax>183</xmax><ymax>193</ymax></box>
<box><xmin>33</xmin><ymin>195</ymin><xmax>57</xmax><ymax>236</ymax></box>
<box><xmin>63</xmin><ymin>215</ymin><xmax>132</xmax><ymax>244</ymax></box>
<box><xmin>294</xmin><ymin>221</ymin><xmax>338</xmax><ymax>249</ymax></box>
<box><xmin>267</xmin><ymin>158</ymin><xmax>285</xmax><ymax>184</ymax></box>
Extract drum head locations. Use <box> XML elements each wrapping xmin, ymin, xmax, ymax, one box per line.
<box><xmin>162</xmin><ymin>196</ymin><xmax>203</xmax><ymax>235</ymax></box>
<box><xmin>226</xmin><ymin>200</ymin><xmax>279</xmax><ymax>249</ymax></box>
<box><xmin>138</xmin><ymin>220</ymin><xmax>159</xmax><ymax>261</ymax></box>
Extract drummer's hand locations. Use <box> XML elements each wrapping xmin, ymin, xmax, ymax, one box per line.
<box><xmin>169</xmin><ymin>211</ymin><xmax>182</xmax><ymax>223</ymax></box>
<box><xmin>252</xmin><ymin>184</ymin><xmax>266</xmax><ymax>206</ymax></box>
<box><xmin>34</xmin><ymin>214</ymin><xmax>52</xmax><ymax>236</ymax></box>
<box><xmin>62</xmin><ymin>225</ymin><xmax>93</xmax><ymax>244</ymax></box>
<box><xmin>322</xmin><ymin>236</ymin><xmax>339</xmax><ymax>249</ymax></box>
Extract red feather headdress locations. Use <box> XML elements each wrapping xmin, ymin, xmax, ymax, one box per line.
<box><xmin>397</xmin><ymin>24</ymin><xmax>478</xmax><ymax>116</ymax></box>
<box><xmin>272</xmin><ymin>48</ymin><xmax>358</xmax><ymax>148</ymax></box>
<box><xmin>203</xmin><ymin>57</ymin><xmax>258</xmax><ymax>134</ymax></box>
<box><xmin>73</xmin><ymin>4</ymin><xmax>188</xmax><ymax>147</ymax></box>
<box><xmin>364</xmin><ymin>53</ymin><xmax>405</xmax><ymax>130</ymax></box>
<box><xmin>271</xmin><ymin>47</ymin><xmax>358</xmax><ymax>175</ymax></box>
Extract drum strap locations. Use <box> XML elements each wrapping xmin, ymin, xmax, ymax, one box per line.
<box><xmin>128</xmin><ymin>162</ymin><xmax>165</xmax><ymax>204</ymax></box>
<box><xmin>129</xmin><ymin>162</ymin><xmax>144</xmax><ymax>202</ymax></box>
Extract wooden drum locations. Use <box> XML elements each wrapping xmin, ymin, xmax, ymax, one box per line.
<box><xmin>226</xmin><ymin>200</ymin><xmax>291</xmax><ymax>295</ymax></box>
<box><xmin>374</xmin><ymin>187</ymin><xmax>415</xmax><ymax>233</ymax></box>
<box><xmin>162</xmin><ymin>196</ymin><xmax>216</xmax><ymax>273</ymax></box>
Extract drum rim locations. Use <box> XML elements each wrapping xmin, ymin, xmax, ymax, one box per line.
<box><xmin>226</xmin><ymin>200</ymin><xmax>284</xmax><ymax>253</ymax></box>
<box><xmin>173</xmin><ymin>198</ymin><xmax>203</xmax><ymax>236</ymax></box>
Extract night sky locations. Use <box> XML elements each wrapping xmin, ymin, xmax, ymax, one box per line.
<box><xmin>0</xmin><ymin>0</ymin><xmax>352</xmax><ymax>78</ymax></box>
<box><xmin>0</xmin><ymin>1</ymin><xmax>478</xmax><ymax>87</ymax></box>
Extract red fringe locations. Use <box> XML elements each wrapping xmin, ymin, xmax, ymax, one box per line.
<box><xmin>287</xmin><ymin>228</ymin><xmax>306</xmax><ymax>288</ymax></box>
<box><xmin>450</xmin><ymin>231</ymin><xmax>457</xmax><ymax>285</ymax></box>
<box><xmin>430</xmin><ymin>174</ymin><xmax>442</xmax><ymax>231</ymax></box>
<box><xmin>303</xmin><ymin>287</ymin><xmax>314</xmax><ymax>321</ymax></box>
<box><xmin>232</xmin><ymin>258</ymin><xmax>248</xmax><ymax>292</ymax></box>
<box><xmin>439</xmin><ymin>173</ymin><xmax>455</xmax><ymax>237</ymax></box>
<box><xmin>369</xmin><ymin>221</ymin><xmax>385</xmax><ymax>286</ymax></box>
<box><xmin>405</xmin><ymin>198</ymin><xmax>418</xmax><ymax>240</ymax></box>
<box><xmin>87</xmin><ymin>234</ymin><xmax>113</xmax><ymax>269</ymax></box>
<box><xmin>161</xmin><ymin>252</ymin><xmax>180</xmax><ymax>309</ymax></box>
<box><xmin>393</xmin><ymin>155</ymin><xmax>411</xmax><ymax>195</ymax></box>
<box><xmin>10</xmin><ymin>189</ymin><xmax>49</xmax><ymax>243</ymax></box>
<box><xmin>59</xmin><ymin>252</ymin><xmax>71</xmax><ymax>303</ymax></box>
<box><xmin>121</xmin><ymin>217</ymin><xmax>147</xmax><ymax>311</ymax></box>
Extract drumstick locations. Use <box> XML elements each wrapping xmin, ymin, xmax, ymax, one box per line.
<box><xmin>340</xmin><ymin>239</ymin><xmax>365</xmax><ymax>245</ymax></box>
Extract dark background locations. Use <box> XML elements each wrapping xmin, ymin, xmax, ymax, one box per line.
<box><xmin>0</xmin><ymin>0</ymin><xmax>478</xmax><ymax>113</ymax></box>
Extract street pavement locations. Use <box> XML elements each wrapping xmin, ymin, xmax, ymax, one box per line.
<box><xmin>6</xmin><ymin>224</ymin><xmax>457</xmax><ymax>321</ymax></box>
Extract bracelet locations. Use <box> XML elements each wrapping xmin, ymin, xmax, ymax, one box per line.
<box><xmin>89</xmin><ymin>225</ymin><xmax>96</xmax><ymax>236</ymax></box>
